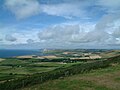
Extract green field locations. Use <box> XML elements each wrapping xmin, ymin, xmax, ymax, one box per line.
<box><xmin>0</xmin><ymin>58</ymin><xmax>80</xmax><ymax>82</ymax></box>
<box><xmin>22</xmin><ymin>63</ymin><xmax>120</xmax><ymax>90</ymax></box>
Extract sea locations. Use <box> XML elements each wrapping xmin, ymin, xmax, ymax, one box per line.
<box><xmin>0</xmin><ymin>49</ymin><xmax>44</xmax><ymax>58</ymax></box>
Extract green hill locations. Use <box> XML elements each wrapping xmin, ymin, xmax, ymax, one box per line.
<box><xmin>22</xmin><ymin>63</ymin><xmax>120</xmax><ymax>90</ymax></box>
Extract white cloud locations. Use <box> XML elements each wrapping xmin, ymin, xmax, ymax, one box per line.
<box><xmin>5</xmin><ymin>0</ymin><xmax>40</xmax><ymax>19</ymax></box>
<box><xmin>27</xmin><ymin>39</ymin><xmax>34</xmax><ymax>44</ymax></box>
<box><xmin>94</xmin><ymin>13</ymin><xmax>120</xmax><ymax>42</ymax></box>
<box><xmin>112</xmin><ymin>27</ymin><xmax>120</xmax><ymax>38</ymax></box>
<box><xmin>12</xmin><ymin>31</ymin><xmax>39</xmax><ymax>44</ymax></box>
<box><xmin>4</xmin><ymin>0</ymin><xmax>120</xmax><ymax>19</ymax></box>
<box><xmin>41</xmin><ymin>3</ymin><xmax>86</xmax><ymax>18</ymax></box>
<box><xmin>37</xmin><ymin>20</ymin><xmax>120</xmax><ymax>46</ymax></box>
<box><xmin>97</xmin><ymin>0</ymin><xmax>120</xmax><ymax>9</ymax></box>
<box><xmin>5</xmin><ymin>34</ymin><xmax>17</xmax><ymax>42</ymax></box>
<box><xmin>74</xmin><ymin>30</ymin><xmax>109</xmax><ymax>43</ymax></box>
<box><xmin>1</xmin><ymin>21</ymin><xmax>120</xmax><ymax>49</ymax></box>
<box><xmin>0</xmin><ymin>26</ymin><xmax>40</xmax><ymax>45</ymax></box>
<box><xmin>0</xmin><ymin>39</ymin><xmax>2</xmax><ymax>41</ymax></box>
<box><xmin>38</xmin><ymin>24</ymin><xmax>80</xmax><ymax>42</ymax></box>
<box><xmin>95</xmin><ymin>13</ymin><xmax>120</xmax><ymax>32</ymax></box>
<box><xmin>2</xmin><ymin>0</ymin><xmax>120</xmax><ymax>49</ymax></box>
<box><xmin>38</xmin><ymin>24</ymin><xmax>99</xmax><ymax>43</ymax></box>
<box><xmin>4</xmin><ymin>0</ymin><xmax>92</xmax><ymax>19</ymax></box>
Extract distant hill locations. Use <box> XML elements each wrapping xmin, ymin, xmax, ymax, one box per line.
<box><xmin>100</xmin><ymin>50</ymin><xmax>120</xmax><ymax>58</ymax></box>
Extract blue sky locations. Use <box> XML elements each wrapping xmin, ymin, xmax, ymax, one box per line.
<box><xmin>0</xmin><ymin>0</ymin><xmax>120</xmax><ymax>49</ymax></box>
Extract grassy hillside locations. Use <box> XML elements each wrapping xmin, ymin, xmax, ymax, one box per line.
<box><xmin>22</xmin><ymin>63</ymin><xmax>120</xmax><ymax>90</ymax></box>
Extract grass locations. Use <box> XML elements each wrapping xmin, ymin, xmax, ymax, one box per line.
<box><xmin>0</xmin><ymin>63</ymin><xmax>78</xmax><ymax>75</ymax></box>
<box><xmin>22</xmin><ymin>64</ymin><xmax>120</xmax><ymax>90</ymax></box>
<box><xmin>26</xmin><ymin>80</ymin><xmax>109</xmax><ymax>90</ymax></box>
<box><xmin>0</xmin><ymin>58</ymin><xmax>81</xmax><ymax>83</ymax></box>
<box><xmin>0</xmin><ymin>59</ymin><xmax>29</xmax><ymax>66</ymax></box>
<box><xmin>0</xmin><ymin>73</ymin><xmax>24</xmax><ymax>81</ymax></box>
<box><xmin>0</xmin><ymin>64</ymin><xmax>58</xmax><ymax>75</ymax></box>
<box><xmin>31</xmin><ymin>62</ymin><xmax>66</xmax><ymax>67</ymax></box>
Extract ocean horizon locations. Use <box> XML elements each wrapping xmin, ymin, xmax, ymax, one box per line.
<box><xmin>0</xmin><ymin>49</ymin><xmax>43</xmax><ymax>58</ymax></box>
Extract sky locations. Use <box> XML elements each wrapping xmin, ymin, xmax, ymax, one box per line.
<box><xmin>0</xmin><ymin>0</ymin><xmax>120</xmax><ymax>49</ymax></box>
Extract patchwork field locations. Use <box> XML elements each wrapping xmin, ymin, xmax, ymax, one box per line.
<box><xmin>0</xmin><ymin>58</ymin><xmax>80</xmax><ymax>82</ymax></box>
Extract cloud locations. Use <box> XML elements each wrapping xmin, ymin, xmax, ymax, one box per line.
<box><xmin>5</xmin><ymin>0</ymin><xmax>40</xmax><ymax>19</ymax></box>
<box><xmin>38</xmin><ymin>24</ymin><xmax>80</xmax><ymax>42</ymax></box>
<box><xmin>41</xmin><ymin>3</ymin><xmax>86</xmax><ymax>18</ymax></box>
<box><xmin>97</xmin><ymin>0</ymin><xmax>120</xmax><ymax>12</ymax></box>
<box><xmin>4</xmin><ymin>0</ymin><xmax>94</xmax><ymax>19</ymax></box>
<box><xmin>26</xmin><ymin>39</ymin><xmax>34</xmax><ymax>44</ymax></box>
<box><xmin>4</xmin><ymin>0</ymin><xmax>120</xmax><ymax>19</ymax></box>
<box><xmin>5</xmin><ymin>34</ymin><xmax>17</xmax><ymax>42</ymax></box>
<box><xmin>38</xmin><ymin>24</ymin><xmax>106</xmax><ymax>44</ymax></box>
<box><xmin>112</xmin><ymin>27</ymin><xmax>120</xmax><ymax>37</ymax></box>
<box><xmin>93</xmin><ymin>12</ymin><xmax>120</xmax><ymax>44</ymax></box>
<box><xmin>78</xmin><ymin>30</ymin><xmax>109</xmax><ymax>43</ymax></box>
<box><xmin>1</xmin><ymin>21</ymin><xmax>120</xmax><ymax>49</ymax></box>
<box><xmin>0</xmin><ymin>39</ymin><xmax>2</xmax><ymax>41</ymax></box>
<box><xmin>37</xmin><ymin>19</ymin><xmax>120</xmax><ymax>46</ymax></box>
<box><xmin>86</xmin><ymin>13</ymin><xmax>120</xmax><ymax>44</ymax></box>
<box><xmin>2</xmin><ymin>0</ymin><xmax>120</xmax><ymax>49</ymax></box>
<box><xmin>95</xmin><ymin>13</ymin><xmax>120</xmax><ymax>32</ymax></box>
